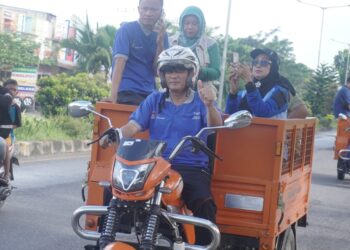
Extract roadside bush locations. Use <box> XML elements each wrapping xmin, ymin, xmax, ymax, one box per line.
<box><xmin>15</xmin><ymin>114</ymin><xmax>93</xmax><ymax>141</ymax></box>
<box><xmin>36</xmin><ymin>73</ymin><xmax>110</xmax><ymax>116</ymax></box>
<box><xmin>317</xmin><ymin>114</ymin><xmax>335</xmax><ymax>130</ymax></box>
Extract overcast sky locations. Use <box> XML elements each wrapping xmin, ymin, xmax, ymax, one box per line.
<box><xmin>1</xmin><ymin>0</ymin><xmax>350</xmax><ymax>69</ymax></box>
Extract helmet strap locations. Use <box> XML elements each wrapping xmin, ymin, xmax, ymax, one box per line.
<box><xmin>160</xmin><ymin>73</ymin><xmax>167</xmax><ymax>88</ymax></box>
<box><xmin>186</xmin><ymin>70</ymin><xmax>195</xmax><ymax>89</ymax></box>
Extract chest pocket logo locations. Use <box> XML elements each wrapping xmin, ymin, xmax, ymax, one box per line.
<box><xmin>192</xmin><ymin>112</ymin><xmax>201</xmax><ymax>120</ymax></box>
<box><xmin>131</xmin><ymin>41</ymin><xmax>143</xmax><ymax>49</ymax></box>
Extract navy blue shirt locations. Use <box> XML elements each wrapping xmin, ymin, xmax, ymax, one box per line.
<box><xmin>225</xmin><ymin>83</ymin><xmax>289</xmax><ymax>118</ymax></box>
<box><xmin>112</xmin><ymin>21</ymin><xmax>169</xmax><ymax>95</ymax></box>
<box><xmin>333</xmin><ymin>86</ymin><xmax>350</xmax><ymax>117</ymax></box>
<box><xmin>129</xmin><ymin>90</ymin><xmax>219</xmax><ymax>169</ymax></box>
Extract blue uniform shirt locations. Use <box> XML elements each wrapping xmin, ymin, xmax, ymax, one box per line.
<box><xmin>333</xmin><ymin>86</ymin><xmax>350</xmax><ymax>117</ymax></box>
<box><xmin>225</xmin><ymin>83</ymin><xmax>289</xmax><ymax>118</ymax></box>
<box><xmin>129</xmin><ymin>90</ymin><xmax>218</xmax><ymax>169</ymax></box>
<box><xmin>112</xmin><ymin>21</ymin><xmax>169</xmax><ymax>95</ymax></box>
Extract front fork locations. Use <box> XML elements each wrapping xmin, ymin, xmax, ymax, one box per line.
<box><xmin>99</xmin><ymin>181</ymin><xmax>166</xmax><ymax>250</ymax></box>
<box><xmin>99</xmin><ymin>198</ymin><xmax>124</xmax><ymax>250</ymax></box>
<box><xmin>140</xmin><ymin>181</ymin><xmax>165</xmax><ymax>250</ymax></box>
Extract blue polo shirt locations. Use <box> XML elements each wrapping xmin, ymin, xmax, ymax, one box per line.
<box><xmin>112</xmin><ymin>21</ymin><xmax>169</xmax><ymax>95</ymax></box>
<box><xmin>129</xmin><ymin>90</ymin><xmax>217</xmax><ymax>169</ymax></box>
<box><xmin>333</xmin><ymin>86</ymin><xmax>350</xmax><ymax>117</ymax></box>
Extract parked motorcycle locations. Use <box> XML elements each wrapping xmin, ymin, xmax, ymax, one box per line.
<box><xmin>68</xmin><ymin>101</ymin><xmax>252</xmax><ymax>250</ymax></box>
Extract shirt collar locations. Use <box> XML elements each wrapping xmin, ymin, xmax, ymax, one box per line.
<box><xmin>166</xmin><ymin>89</ymin><xmax>195</xmax><ymax>104</ymax></box>
<box><xmin>138</xmin><ymin>20</ymin><xmax>153</xmax><ymax>35</ymax></box>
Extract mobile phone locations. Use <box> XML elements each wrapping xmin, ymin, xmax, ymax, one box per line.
<box><xmin>232</xmin><ymin>52</ymin><xmax>239</xmax><ymax>64</ymax></box>
<box><xmin>153</xmin><ymin>10</ymin><xmax>165</xmax><ymax>32</ymax></box>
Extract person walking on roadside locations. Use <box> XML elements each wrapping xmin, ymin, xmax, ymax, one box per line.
<box><xmin>170</xmin><ymin>6</ymin><xmax>221</xmax><ymax>85</ymax></box>
<box><xmin>333</xmin><ymin>77</ymin><xmax>350</xmax><ymax>117</ymax></box>
<box><xmin>106</xmin><ymin>0</ymin><xmax>169</xmax><ymax>105</ymax></box>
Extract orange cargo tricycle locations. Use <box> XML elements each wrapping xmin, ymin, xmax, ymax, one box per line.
<box><xmin>69</xmin><ymin>102</ymin><xmax>316</xmax><ymax>250</ymax></box>
<box><xmin>334</xmin><ymin>114</ymin><xmax>350</xmax><ymax>180</ymax></box>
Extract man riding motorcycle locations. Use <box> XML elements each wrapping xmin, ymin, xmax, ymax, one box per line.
<box><xmin>113</xmin><ymin>45</ymin><xmax>223</xmax><ymax>246</ymax></box>
<box><xmin>0</xmin><ymin>79</ymin><xmax>21</xmax><ymax>185</ymax></box>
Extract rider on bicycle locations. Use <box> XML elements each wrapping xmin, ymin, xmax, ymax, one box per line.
<box><xmin>0</xmin><ymin>79</ymin><xmax>21</xmax><ymax>184</ymax></box>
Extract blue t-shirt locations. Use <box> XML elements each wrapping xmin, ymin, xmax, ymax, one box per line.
<box><xmin>333</xmin><ymin>86</ymin><xmax>350</xmax><ymax>117</ymax></box>
<box><xmin>112</xmin><ymin>21</ymin><xmax>169</xmax><ymax>95</ymax></box>
<box><xmin>225</xmin><ymin>83</ymin><xmax>289</xmax><ymax>118</ymax></box>
<box><xmin>129</xmin><ymin>91</ymin><xmax>217</xmax><ymax>169</ymax></box>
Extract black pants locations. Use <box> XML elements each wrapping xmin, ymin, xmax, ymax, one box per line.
<box><xmin>117</xmin><ymin>91</ymin><xmax>149</xmax><ymax>105</ymax></box>
<box><xmin>172</xmin><ymin>166</ymin><xmax>217</xmax><ymax>245</ymax></box>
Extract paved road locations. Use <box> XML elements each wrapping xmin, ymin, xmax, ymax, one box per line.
<box><xmin>0</xmin><ymin>132</ymin><xmax>349</xmax><ymax>250</ymax></box>
<box><xmin>0</xmin><ymin>153</ymin><xmax>91</xmax><ymax>250</ymax></box>
<box><xmin>296</xmin><ymin>131</ymin><xmax>350</xmax><ymax>250</ymax></box>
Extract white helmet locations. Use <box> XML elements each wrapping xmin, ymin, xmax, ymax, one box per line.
<box><xmin>157</xmin><ymin>46</ymin><xmax>199</xmax><ymax>88</ymax></box>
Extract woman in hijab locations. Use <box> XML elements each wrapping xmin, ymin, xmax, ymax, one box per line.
<box><xmin>225</xmin><ymin>48</ymin><xmax>295</xmax><ymax>118</ymax></box>
<box><xmin>170</xmin><ymin>6</ymin><xmax>221</xmax><ymax>84</ymax></box>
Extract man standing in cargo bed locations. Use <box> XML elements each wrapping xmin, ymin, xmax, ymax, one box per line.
<box><xmin>106</xmin><ymin>0</ymin><xmax>169</xmax><ymax>105</ymax></box>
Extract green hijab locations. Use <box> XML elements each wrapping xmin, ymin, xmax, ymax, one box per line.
<box><xmin>178</xmin><ymin>6</ymin><xmax>206</xmax><ymax>50</ymax></box>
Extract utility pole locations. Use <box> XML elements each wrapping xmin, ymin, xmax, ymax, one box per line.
<box><xmin>218</xmin><ymin>0</ymin><xmax>232</xmax><ymax>109</ymax></box>
<box><xmin>297</xmin><ymin>0</ymin><xmax>350</xmax><ymax>67</ymax></box>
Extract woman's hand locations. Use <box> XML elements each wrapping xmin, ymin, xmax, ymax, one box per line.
<box><xmin>238</xmin><ymin>64</ymin><xmax>254</xmax><ymax>84</ymax></box>
<box><xmin>228</xmin><ymin>63</ymin><xmax>240</xmax><ymax>94</ymax></box>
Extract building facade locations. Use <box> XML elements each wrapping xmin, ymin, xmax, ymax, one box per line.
<box><xmin>0</xmin><ymin>4</ymin><xmax>78</xmax><ymax>108</ymax></box>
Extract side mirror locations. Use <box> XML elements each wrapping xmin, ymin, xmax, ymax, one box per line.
<box><xmin>339</xmin><ymin>113</ymin><xmax>347</xmax><ymax>120</ymax></box>
<box><xmin>68</xmin><ymin>101</ymin><xmax>94</xmax><ymax>118</ymax></box>
<box><xmin>224</xmin><ymin>110</ymin><xmax>252</xmax><ymax>129</ymax></box>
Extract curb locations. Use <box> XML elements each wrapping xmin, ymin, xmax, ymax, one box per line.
<box><xmin>15</xmin><ymin>140</ymin><xmax>91</xmax><ymax>158</ymax></box>
<box><xmin>13</xmin><ymin>130</ymin><xmax>335</xmax><ymax>158</ymax></box>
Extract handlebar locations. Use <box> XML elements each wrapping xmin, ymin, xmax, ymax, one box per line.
<box><xmin>339</xmin><ymin>149</ymin><xmax>350</xmax><ymax>160</ymax></box>
<box><xmin>87</xmin><ymin>128</ymin><xmax>122</xmax><ymax>146</ymax></box>
<box><xmin>168</xmin><ymin>136</ymin><xmax>222</xmax><ymax>162</ymax></box>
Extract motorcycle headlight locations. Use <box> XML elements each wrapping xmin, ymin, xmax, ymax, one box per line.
<box><xmin>112</xmin><ymin>161</ymin><xmax>154</xmax><ymax>192</ymax></box>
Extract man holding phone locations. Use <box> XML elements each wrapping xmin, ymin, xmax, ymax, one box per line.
<box><xmin>107</xmin><ymin>0</ymin><xmax>169</xmax><ymax>105</ymax></box>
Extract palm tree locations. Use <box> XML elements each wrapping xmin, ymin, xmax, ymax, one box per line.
<box><xmin>60</xmin><ymin>17</ymin><xmax>116</xmax><ymax>79</ymax></box>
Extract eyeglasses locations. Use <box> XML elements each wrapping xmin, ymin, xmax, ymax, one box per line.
<box><xmin>252</xmin><ymin>59</ymin><xmax>271</xmax><ymax>67</ymax></box>
<box><xmin>161</xmin><ymin>65</ymin><xmax>189</xmax><ymax>74</ymax></box>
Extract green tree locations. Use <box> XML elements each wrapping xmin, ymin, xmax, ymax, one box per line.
<box><xmin>36</xmin><ymin>73</ymin><xmax>110</xmax><ymax>116</ymax></box>
<box><xmin>60</xmin><ymin>18</ymin><xmax>116</xmax><ymax>79</ymax></box>
<box><xmin>303</xmin><ymin>64</ymin><xmax>338</xmax><ymax>116</ymax></box>
<box><xmin>165</xmin><ymin>20</ymin><xmax>179</xmax><ymax>37</ymax></box>
<box><xmin>334</xmin><ymin>49</ymin><xmax>349</xmax><ymax>85</ymax></box>
<box><xmin>0</xmin><ymin>32</ymin><xmax>39</xmax><ymax>72</ymax></box>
